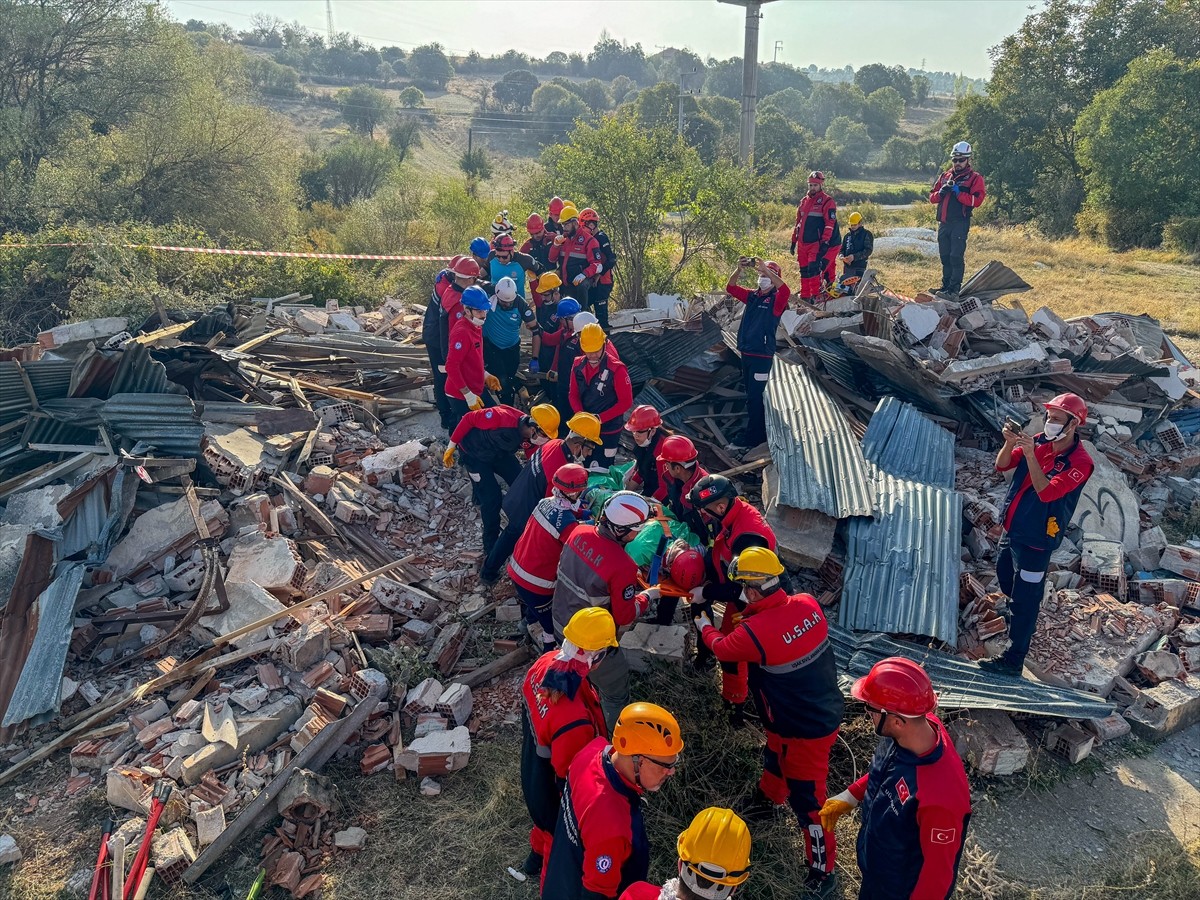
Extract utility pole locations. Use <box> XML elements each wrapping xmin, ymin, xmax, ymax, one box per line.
<box><xmin>773</xmin><ymin>40</ymin><xmax>783</xmax><ymax>63</ymax></box>
<box><xmin>325</xmin><ymin>0</ymin><xmax>335</xmax><ymax>42</ymax></box>
<box><xmin>719</xmin><ymin>0</ymin><xmax>779</xmax><ymax>167</ymax></box>
<box><xmin>677</xmin><ymin>67</ymin><xmax>699</xmax><ymax>137</ymax></box>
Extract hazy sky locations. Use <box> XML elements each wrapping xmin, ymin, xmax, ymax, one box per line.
<box><xmin>162</xmin><ymin>0</ymin><xmax>1033</xmax><ymax>79</ymax></box>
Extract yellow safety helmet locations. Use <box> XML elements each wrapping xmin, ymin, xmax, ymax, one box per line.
<box><xmin>558</xmin><ymin>203</ymin><xmax>580</xmax><ymax>223</ymax></box>
<box><xmin>566</xmin><ymin>412</ymin><xmax>602</xmax><ymax>445</ymax></box>
<box><xmin>677</xmin><ymin>807</ymin><xmax>752</xmax><ymax>898</ymax></box>
<box><xmin>727</xmin><ymin>547</ymin><xmax>785</xmax><ymax>590</ymax></box>
<box><xmin>529</xmin><ymin>403</ymin><xmax>561</xmax><ymax>439</ymax></box>
<box><xmin>612</xmin><ymin>702</ymin><xmax>684</xmax><ymax>757</ymax></box>
<box><xmin>848</xmin><ymin>212</ymin><xmax>863</xmax><ymax>226</ymax></box>
<box><xmin>536</xmin><ymin>271</ymin><xmax>563</xmax><ymax>293</ymax></box>
<box><xmin>579</xmin><ymin>322</ymin><xmax>607</xmax><ymax>354</ymax></box>
<box><xmin>562</xmin><ymin>607</ymin><xmax>619</xmax><ymax>652</ymax></box>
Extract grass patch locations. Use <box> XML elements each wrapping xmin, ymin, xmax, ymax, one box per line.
<box><xmin>833</xmin><ymin>178</ymin><xmax>931</xmax><ymax>205</ymax></box>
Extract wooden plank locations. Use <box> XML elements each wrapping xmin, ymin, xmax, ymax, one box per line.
<box><xmin>269</xmin><ymin>476</ymin><xmax>339</xmax><ymax>537</ymax></box>
<box><xmin>714</xmin><ymin>456</ymin><xmax>770</xmax><ymax>478</ymax></box>
<box><xmin>231</xmin><ymin>328</ymin><xmax>289</xmax><ymax>355</ymax></box>
<box><xmin>130</xmin><ymin>321</ymin><xmax>193</xmax><ymax>345</ymax></box>
<box><xmin>453</xmin><ymin>646</ymin><xmax>532</xmax><ymax>689</ymax></box>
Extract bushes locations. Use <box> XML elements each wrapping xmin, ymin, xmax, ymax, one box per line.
<box><xmin>1163</xmin><ymin>217</ymin><xmax>1200</xmax><ymax>259</ymax></box>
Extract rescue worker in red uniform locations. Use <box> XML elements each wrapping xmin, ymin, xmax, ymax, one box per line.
<box><xmin>579</xmin><ymin>208</ymin><xmax>616</xmax><ymax>329</ymax></box>
<box><xmin>480</xmin><ymin>413</ymin><xmax>602</xmax><ymax>585</ymax></box>
<box><xmin>791</xmin><ymin>171</ymin><xmax>840</xmax><ymax>302</ymax></box>
<box><xmin>431</xmin><ymin>255</ymin><xmax>482</xmax><ymax>430</ymax></box>
<box><xmin>546</xmin><ymin>196</ymin><xmax>567</xmax><ymax>236</ymax></box>
<box><xmin>536</xmin><ymin>287</ymin><xmax>573</xmax><ymax>376</ymax></box>
<box><xmin>444</xmin><ymin>285</ymin><xmax>501</xmax><ymax>426</ymax></box>
<box><xmin>981</xmin><ymin>393</ymin><xmax>1093</xmax><ymax>677</ymax></box>
<box><xmin>619</xmin><ymin>807</ymin><xmax>751</xmax><ymax>900</ymax></box>
<box><xmin>550</xmin><ymin>203</ymin><xmax>604</xmax><ymax>315</ymax></box>
<box><xmin>694</xmin><ymin>547</ymin><xmax>844</xmax><ymax>898</ymax></box>
<box><xmin>688</xmin><ymin>475</ymin><xmax>778</xmax><ymax>720</ymax></box>
<box><xmin>554</xmin><ymin>309</ymin><xmax>602</xmax><ymax>425</ymax></box>
<box><xmin>524</xmin><ymin>215</ymin><xmax>556</xmax><ymax>316</ymax></box>
<box><xmin>622</xmin><ymin>405</ymin><xmax>671</xmax><ymax>502</ymax></box>
<box><xmin>657</xmin><ymin>436</ymin><xmax>710</xmax><ymax>542</ymax></box>
<box><xmin>929</xmin><ymin>141</ymin><xmax>986</xmax><ymax>298</ymax></box>
<box><xmin>570</xmin><ymin>323</ymin><xmax>634</xmax><ymax>472</ymax></box>
<box><xmin>553</xmin><ymin>492</ymin><xmax>660</xmax><ymax>730</ymax></box>
<box><xmin>821</xmin><ymin>658</ymin><xmax>971</xmax><ymax>900</ymax></box>
<box><xmin>726</xmin><ymin>258</ymin><xmax>790</xmax><ymax>448</ymax></box>
<box><xmin>520</xmin><ymin>607</ymin><xmax>616</xmax><ymax>879</ymax></box>
<box><xmin>542</xmin><ymin>702</ymin><xmax>683</xmax><ymax>900</ymax></box>
<box><xmin>424</xmin><ymin>255</ymin><xmax>464</xmax><ymax>431</ymax></box>
<box><xmin>508</xmin><ymin>463</ymin><xmax>593</xmax><ymax>649</ymax></box>
<box><xmin>444</xmin><ymin>403</ymin><xmax>560</xmax><ymax>561</ymax></box>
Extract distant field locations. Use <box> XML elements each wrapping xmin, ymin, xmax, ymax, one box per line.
<box><xmin>832</xmin><ymin>177</ymin><xmax>931</xmax><ymax>205</ymax></box>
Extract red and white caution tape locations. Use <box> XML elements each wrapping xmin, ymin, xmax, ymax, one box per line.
<box><xmin>0</xmin><ymin>242</ymin><xmax>452</xmax><ymax>261</ymax></box>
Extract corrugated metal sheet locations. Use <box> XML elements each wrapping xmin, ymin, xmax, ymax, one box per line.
<box><xmin>108</xmin><ymin>342</ymin><xmax>179</xmax><ymax>396</ymax></box>
<box><xmin>861</xmin><ymin>397</ymin><xmax>955</xmax><ymax>489</ymax></box>
<box><xmin>1167</xmin><ymin>406</ymin><xmax>1200</xmax><ymax>437</ymax></box>
<box><xmin>797</xmin><ymin>337</ymin><xmax>887</xmax><ymax>398</ymax></box>
<box><xmin>1</xmin><ymin>563</ymin><xmax>84</xmax><ymax>728</ymax></box>
<box><xmin>841</xmin><ymin>473</ymin><xmax>961</xmax><ymax>644</ymax></box>
<box><xmin>958</xmin><ymin>261</ymin><xmax>1032</xmax><ymax>302</ymax></box>
<box><xmin>633</xmin><ymin>384</ymin><xmax>690</xmax><ymax>433</ymax></box>
<box><xmin>609</xmin><ymin>314</ymin><xmax>725</xmax><ymax>387</ymax></box>
<box><xmin>100</xmin><ymin>394</ymin><xmax>204</xmax><ymax>457</ymax></box>
<box><xmin>0</xmin><ymin>360</ymin><xmax>75</xmax><ymax>425</ymax></box>
<box><xmin>764</xmin><ymin>357</ymin><xmax>874</xmax><ymax>518</ymax></box>
<box><xmin>830</xmin><ymin>627</ymin><xmax>1113</xmax><ymax>719</ymax></box>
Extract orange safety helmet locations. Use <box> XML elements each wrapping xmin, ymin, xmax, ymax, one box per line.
<box><xmin>612</xmin><ymin>702</ymin><xmax>684</xmax><ymax>756</ymax></box>
<box><xmin>578</xmin><ymin>207</ymin><xmax>600</xmax><ymax>226</ymax></box>
<box><xmin>851</xmin><ymin>657</ymin><xmax>937</xmax><ymax>717</ymax></box>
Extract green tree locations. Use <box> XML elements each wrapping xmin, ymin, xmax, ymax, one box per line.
<box><xmin>579</xmin><ymin>79</ymin><xmax>612</xmax><ymax>113</ymax></box>
<box><xmin>805</xmin><ymin>82</ymin><xmax>866</xmax><ymax>134</ymax></box>
<box><xmin>912</xmin><ymin>74</ymin><xmax>931</xmax><ymax>106</ymax></box>
<box><xmin>703</xmin><ymin>58</ymin><xmax>743</xmax><ymax>99</ymax></box>
<box><xmin>699</xmin><ymin>96</ymin><xmax>740</xmax><ymax>135</ymax></box>
<box><xmin>759</xmin><ymin>62</ymin><xmax>813</xmax><ymax>97</ymax></box>
<box><xmin>759</xmin><ymin>88</ymin><xmax>808</xmax><ymax>124</ymax></box>
<box><xmin>824</xmin><ymin>117</ymin><xmax>873</xmax><ymax>175</ymax></box>
<box><xmin>862</xmin><ymin>86</ymin><xmax>904</xmax><ymax>141</ymax></box>
<box><xmin>408</xmin><ymin>42</ymin><xmax>454</xmax><ymax>89</ymax></box>
<box><xmin>610</xmin><ymin>75</ymin><xmax>636</xmax><ymax>105</ymax></box>
<box><xmin>337</xmin><ymin>85</ymin><xmax>391</xmax><ymax>136</ymax></box>
<box><xmin>754</xmin><ymin>111</ymin><xmax>809</xmax><ymax>176</ymax></box>
<box><xmin>459</xmin><ymin>147</ymin><xmax>492</xmax><ymax>195</ymax></box>
<box><xmin>531</xmin><ymin>83</ymin><xmax>589</xmax><ymax>140</ymax></box>
<box><xmin>387</xmin><ymin>118</ymin><xmax>422</xmax><ymax>165</ymax></box>
<box><xmin>542</xmin><ymin>51</ymin><xmax>569</xmax><ymax>74</ymax></box>
<box><xmin>492</xmin><ymin>69</ymin><xmax>539</xmax><ymax>110</ymax></box>
<box><xmin>587</xmin><ymin>34</ymin><xmax>656</xmax><ymax>83</ymax></box>
<box><xmin>854</xmin><ymin>63</ymin><xmax>895</xmax><ymax>96</ymax></box>
<box><xmin>1076</xmin><ymin>51</ymin><xmax>1200</xmax><ymax>247</ymax></box>
<box><xmin>337</xmin><ymin>170</ymin><xmax>427</xmax><ymax>254</ymax></box>
<box><xmin>881</xmin><ymin>136</ymin><xmax>919</xmax><ymax>171</ymax></box>
<box><xmin>302</xmin><ymin>138</ymin><xmax>398</xmax><ymax>208</ymax></box>
<box><xmin>398</xmin><ymin>86</ymin><xmax>425</xmax><ymax>108</ymax></box>
<box><xmin>888</xmin><ymin>65</ymin><xmax>914</xmax><ymax>103</ymax></box>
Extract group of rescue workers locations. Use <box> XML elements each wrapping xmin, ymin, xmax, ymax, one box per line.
<box><xmin>422</xmin><ymin>142</ymin><xmax>1099</xmax><ymax>899</ymax></box>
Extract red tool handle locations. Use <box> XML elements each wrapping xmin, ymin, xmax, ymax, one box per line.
<box><xmin>123</xmin><ymin>797</ymin><xmax>166</xmax><ymax>900</ymax></box>
<box><xmin>87</xmin><ymin>818</ymin><xmax>113</xmax><ymax>900</ymax></box>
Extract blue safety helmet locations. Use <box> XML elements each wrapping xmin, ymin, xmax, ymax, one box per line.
<box><xmin>556</xmin><ymin>298</ymin><xmax>581</xmax><ymax>318</ymax></box>
<box><xmin>469</xmin><ymin>237</ymin><xmax>491</xmax><ymax>259</ymax></box>
<box><xmin>461</xmin><ymin>285</ymin><xmax>491</xmax><ymax>311</ymax></box>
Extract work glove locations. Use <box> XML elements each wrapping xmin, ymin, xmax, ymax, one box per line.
<box><xmin>687</xmin><ymin>585</ymin><xmax>705</xmax><ymax>605</ymax></box>
<box><xmin>693</xmin><ymin>611</ymin><xmax>713</xmax><ymax>634</ymax></box>
<box><xmin>464</xmin><ymin>391</ymin><xmax>484</xmax><ymax>411</ymax></box>
<box><xmin>528</xmin><ymin>359</ymin><xmax>539</xmax><ymax>374</ymax></box>
<box><xmin>819</xmin><ymin>793</ymin><xmax>858</xmax><ymax>831</ymax></box>
<box><xmin>789</xmin><ymin>242</ymin><xmax>797</xmax><ymax>255</ymax></box>
<box><xmin>553</xmin><ymin>234</ymin><xmax>565</xmax><ymax>246</ymax></box>
<box><xmin>952</xmin><ymin>183</ymin><xmax>962</xmax><ymax>195</ymax></box>
<box><xmin>546</xmin><ymin>369</ymin><xmax>558</xmax><ymax>383</ymax></box>
<box><xmin>437</xmin><ymin>365</ymin><xmax>447</xmax><ymax>374</ymax></box>
<box><xmin>442</xmin><ymin>444</ymin><xmax>457</xmax><ymax>468</ymax></box>
<box><xmin>939</xmin><ymin>182</ymin><xmax>953</xmax><ymax>196</ymax></box>
<box><xmin>572</xmin><ymin>273</ymin><xmax>586</xmax><ymax>286</ymax></box>
<box><xmin>484</xmin><ymin>373</ymin><xmax>501</xmax><ymax>393</ymax></box>
<box><xmin>641</xmin><ymin>586</ymin><xmax>662</xmax><ymax>602</ymax></box>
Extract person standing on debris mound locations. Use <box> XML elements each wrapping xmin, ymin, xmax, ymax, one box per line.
<box><xmin>542</xmin><ymin>702</ymin><xmax>683</xmax><ymax>900</ymax></box>
<box><xmin>479</xmin><ymin>412</ymin><xmax>603</xmax><ymax>585</ymax></box>
<box><xmin>579</xmin><ymin>208</ymin><xmax>616</xmax><ymax>329</ymax></box>
<box><xmin>520</xmin><ymin>606</ymin><xmax>617</xmax><ymax>880</ymax></box>
<box><xmin>483</xmin><ymin>275</ymin><xmax>539</xmax><ymax>405</ymax></box>
<box><xmin>980</xmin><ymin>393</ymin><xmax>1094</xmax><ymax>677</ymax></box>
<box><xmin>570</xmin><ymin>323</ymin><xmax>634</xmax><ymax>473</ymax></box>
<box><xmin>692</xmin><ymin>547</ymin><xmax>844</xmax><ymax>898</ymax></box>
<box><xmin>790</xmin><ymin>171</ymin><xmax>840</xmax><ymax>303</ymax></box>
<box><xmin>552</xmin><ymin>491</ymin><xmax>662</xmax><ymax>731</ymax></box>
<box><xmin>444</xmin><ymin>403</ymin><xmax>560</xmax><ymax>562</ymax></box>
<box><xmin>424</xmin><ymin>255</ymin><xmax>464</xmax><ymax>431</ymax></box>
<box><xmin>725</xmin><ymin>258</ymin><xmax>790</xmax><ymax>449</ymax></box>
<box><xmin>687</xmin><ymin>476</ymin><xmax>778</xmax><ymax>726</ymax></box>
<box><xmin>550</xmin><ymin>203</ymin><xmax>604</xmax><ymax>315</ymax></box>
<box><xmin>821</xmin><ymin>657</ymin><xmax>971</xmax><ymax>900</ymax></box>
<box><xmin>619</xmin><ymin>807</ymin><xmax>752</xmax><ymax>900</ymax></box>
<box><xmin>508</xmin><ymin>463</ymin><xmax>593</xmax><ymax>651</ymax></box>
<box><xmin>929</xmin><ymin>141</ymin><xmax>987</xmax><ymax>299</ymax></box>
<box><xmin>444</xmin><ymin>285</ymin><xmax>502</xmax><ymax>426</ymax></box>
<box><xmin>622</xmin><ymin>405</ymin><xmax>671</xmax><ymax>501</ymax></box>
<box><xmin>839</xmin><ymin>212</ymin><xmax>874</xmax><ymax>286</ymax></box>
<box><xmin>434</xmin><ymin>255</ymin><xmax>483</xmax><ymax>430</ymax></box>
<box><xmin>554</xmin><ymin>309</ymin><xmax>604</xmax><ymax>425</ymax></box>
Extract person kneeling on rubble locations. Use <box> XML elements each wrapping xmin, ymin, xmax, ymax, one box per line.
<box><xmin>620</xmin><ymin>807</ymin><xmax>752</xmax><ymax>900</ymax></box>
<box><xmin>520</xmin><ymin>607</ymin><xmax>616</xmax><ymax>880</ymax></box>
<box><xmin>622</xmin><ymin>405</ymin><xmax>671</xmax><ymax>501</ymax></box>
<box><xmin>508</xmin><ymin>463</ymin><xmax>593</xmax><ymax>651</ymax></box>
<box><xmin>444</xmin><ymin>403</ymin><xmax>560</xmax><ymax>562</ymax></box>
<box><xmin>552</xmin><ymin>491</ymin><xmax>661</xmax><ymax>731</ymax></box>
<box><xmin>692</xmin><ymin>548</ymin><xmax>843</xmax><ymax>898</ymax></box>
<box><xmin>979</xmin><ymin>393</ymin><xmax>1094</xmax><ymax>678</ymax></box>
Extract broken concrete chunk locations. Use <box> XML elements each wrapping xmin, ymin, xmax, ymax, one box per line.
<box><xmin>279</xmin><ymin>620</ymin><xmax>331</xmax><ymax>672</ymax></box>
<box><xmin>404</xmin><ymin>677</ymin><xmax>444</xmax><ymax>714</ymax></box>
<box><xmin>105</xmin><ymin>498</ymin><xmax>227</xmax><ymax>580</ymax></box>
<box><xmin>434</xmin><ymin>683</ymin><xmax>473</xmax><ymax>726</ymax></box>
<box><xmin>395</xmin><ymin>726</ymin><xmax>471</xmax><ymax>776</ymax></box>
<box><xmin>225</xmin><ymin>532</ymin><xmax>306</xmax><ymax>595</ymax></box>
<box><xmin>620</xmin><ymin>623</ymin><xmax>689</xmax><ymax>672</ymax></box>
<box><xmin>420</xmin><ymin>777</ymin><xmax>442</xmax><ymax>797</ymax></box>
<box><xmin>897</xmin><ymin>302</ymin><xmax>940</xmax><ymax>341</ymax></box>
<box><xmin>193</xmin><ymin>804</ymin><xmax>226</xmax><ymax>847</ymax></box>
<box><xmin>182</xmin><ymin>696</ymin><xmax>302</xmax><ymax>785</ymax></box>
<box><xmin>1159</xmin><ymin>545</ymin><xmax>1200</xmax><ymax>581</ymax></box>
<box><xmin>1135</xmin><ymin>650</ymin><xmax>1185</xmax><ymax>685</ymax></box>
<box><xmin>334</xmin><ymin>826</ymin><xmax>367</xmax><ymax>851</ymax></box>
<box><xmin>1043</xmin><ymin>722</ymin><xmax>1095</xmax><ymax>764</ymax></box>
<box><xmin>947</xmin><ymin>710</ymin><xmax>1029</xmax><ymax>776</ymax></box>
<box><xmin>0</xmin><ymin>834</ymin><xmax>22</xmax><ymax>867</ymax></box>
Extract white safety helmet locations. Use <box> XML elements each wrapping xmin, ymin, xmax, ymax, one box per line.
<box><xmin>600</xmin><ymin>491</ymin><xmax>651</xmax><ymax>531</ymax></box>
<box><xmin>495</xmin><ymin>276</ymin><xmax>518</xmax><ymax>303</ymax></box>
<box><xmin>572</xmin><ymin>311</ymin><xmax>599</xmax><ymax>330</ymax></box>
<box><xmin>952</xmin><ymin>140</ymin><xmax>972</xmax><ymax>157</ymax></box>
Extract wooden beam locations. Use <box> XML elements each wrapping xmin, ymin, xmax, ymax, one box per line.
<box><xmin>269</xmin><ymin>475</ymin><xmax>339</xmax><ymax>537</ymax></box>
<box><xmin>454</xmin><ymin>646</ymin><xmax>532</xmax><ymax>689</ymax></box>
<box><xmin>231</xmin><ymin>328</ymin><xmax>289</xmax><ymax>355</ymax></box>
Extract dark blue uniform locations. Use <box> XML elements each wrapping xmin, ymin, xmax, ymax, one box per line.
<box><xmin>726</xmin><ymin>279</ymin><xmax>791</xmax><ymax>447</ymax></box>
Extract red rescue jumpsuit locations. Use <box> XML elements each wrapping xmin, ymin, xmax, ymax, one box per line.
<box><xmin>792</xmin><ymin>191</ymin><xmax>839</xmax><ymax>300</ymax></box>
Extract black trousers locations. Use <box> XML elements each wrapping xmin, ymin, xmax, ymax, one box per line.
<box><xmin>483</xmin><ymin>339</ymin><xmax>522</xmax><ymax>405</ymax></box>
<box><xmin>591</xmin><ymin>282</ymin><xmax>613</xmax><ymax>329</ymax></box>
<box><xmin>937</xmin><ymin>218</ymin><xmax>971</xmax><ymax>293</ymax></box>
<box><xmin>464</xmin><ymin>452</ymin><xmax>523</xmax><ymax>557</ymax></box>
<box><xmin>426</xmin><ymin>347</ymin><xmax>453</xmax><ymax>431</ymax></box>
<box><xmin>742</xmin><ymin>354</ymin><xmax>774</xmax><ymax>447</ymax></box>
<box><xmin>995</xmin><ymin>537</ymin><xmax>1051</xmax><ymax>669</ymax></box>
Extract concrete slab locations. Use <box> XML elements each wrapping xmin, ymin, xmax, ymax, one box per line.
<box><xmin>200</xmin><ymin>580</ymin><xmax>287</xmax><ymax>647</ymax></box>
<box><xmin>620</xmin><ymin>623</ymin><xmax>688</xmax><ymax>672</ymax></box>
<box><xmin>761</xmin><ymin>465</ymin><xmax>837</xmax><ymax>569</ymax></box>
<box><xmin>1071</xmin><ymin>442</ymin><xmax>1141</xmax><ymax>551</ymax></box>
<box><xmin>181</xmin><ymin>695</ymin><xmax>302</xmax><ymax>784</ymax></box>
<box><xmin>947</xmin><ymin>709</ymin><xmax>1030</xmax><ymax>776</ymax></box>
<box><xmin>105</xmin><ymin>498</ymin><xmax>227</xmax><ymax>580</ymax></box>
<box><xmin>225</xmin><ymin>533</ymin><xmax>305</xmax><ymax>595</ymax></box>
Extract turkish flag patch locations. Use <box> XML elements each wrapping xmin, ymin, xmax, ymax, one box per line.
<box><xmin>895</xmin><ymin>777</ymin><xmax>910</xmax><ymax>805</ymax></box>
<box><xmin>930</xmin><ymin>827</ymin><xmax>957</xmax><ymax>845</ymax></box>
<box><xmin>1068</xmin><ymin>468</ymin><xmax>1084</xmax><ymax>483</ymax></box>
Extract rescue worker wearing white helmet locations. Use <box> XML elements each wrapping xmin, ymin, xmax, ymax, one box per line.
<box><xmin>619</xmin><ymin>807</ymin><xmax>752</xmax><ymax>900</ymax></box>
<box><xmin>552</xmin><ymin>491</ymin><xmax>662</xmax><ymax>730</ymax></box>
<box><xmin>483</xmin><ymin>274</ymin><xmax>539</xmax><ymax>405</ymax></box>
<box><xmin>929</xmin><ymin>141</ymin><xmax>987</xmax><ymax>298</ymax></box>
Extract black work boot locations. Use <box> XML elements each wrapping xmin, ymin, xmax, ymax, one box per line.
<box><xmin>522</xmin><ymin>850</ymin><xmax>543</xmax><ymax>877</ymax></box>
<box><xmin>737</xmin><ymin>787</ymin><xmax>779</xmax><ymax>822</ymax></box>
<box><xmin>804</xmin><ymin>870</ymin><xmax>838</xmax><ymax>898</ymax></box>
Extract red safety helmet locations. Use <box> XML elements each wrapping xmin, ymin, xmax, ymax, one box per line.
<box><xmin>447</xmin><ymin>255</ymin><xmax>463</xmax><ymax>271</ymax></box>
<box><xmin>548</xmin><ymin>196</ymin><xmax>565</xmax><ymax>217</ymax></box>
<box><xmin>765</xmin><ymin>260</ymin><xmax>781</xmax><ymax>276</ymax></box>
<box><xmin>808</xmin><ymin>170</ymin><xmax>825</xmax><ymax>184</ymax></box>
<box><xmin>493</xmin><ymin>234</ymin><xmax>516</xmax><ymax>252</ymax></box>
<box><xmin>578</xmin><ymin>207</ymin><xmax>600</xmax><ymax>226</ymax></box>
<box><xmin>624</xmin><ymin>405</ymin><xmax>663</xmax><ymax>432</ymax></box>
<box><xmin>656</xmin><ymin>435</ymin><xmax>698</xmax><ymax>465</ymax></box>
<box><xmin>450</xmin><ymin>257</ymin><xmax>481</xmax><ymax>278</ymax></box>
<box><xmin>1043</xmin><ymin>392</ymin><xmax>1087</xmax><ymax>423</ymax></box>
<box><xmin>526</xmin><ymin>213</ymin><xmax>545</xmax><ymax>235</ymax></box>
<box><xmin>553</xmin><ymin>463</ymin><xmax>590</xmax><ymax>494</ymax></box>
<box><xmin>669</xmin><ymin>548</ymin><xmax>706</xmax><ymax>591</ymax></box>
<box><xmin>851</xmin><ymin>657</ymin><xmax>936</xmax><ymax>717</ymax></box>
